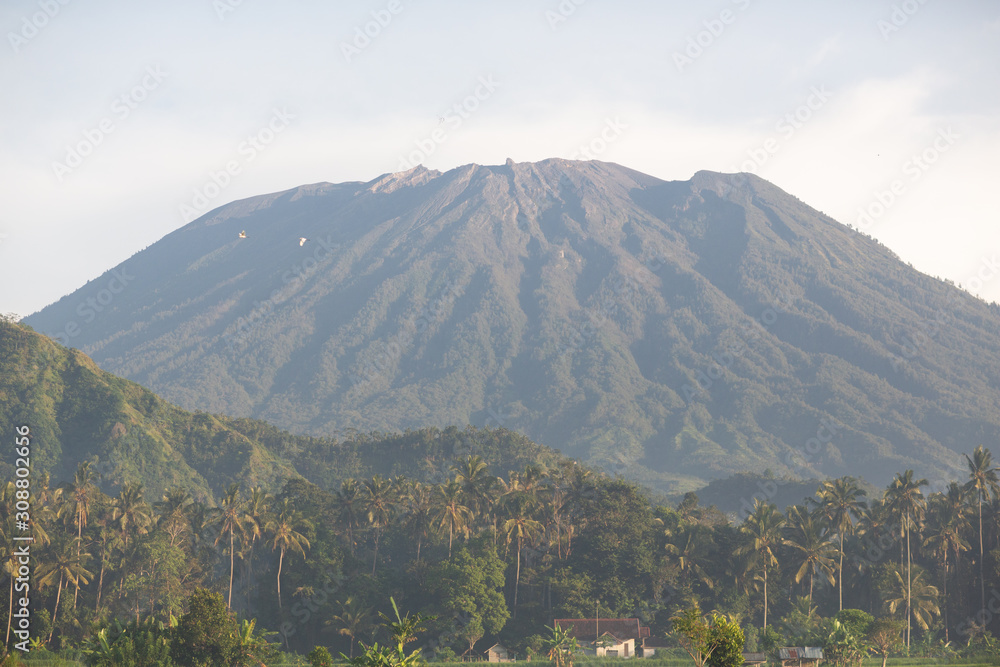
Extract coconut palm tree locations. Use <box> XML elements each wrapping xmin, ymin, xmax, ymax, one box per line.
<box><xmin>57</xmin><ymin>461</ymin><xmax>98</xmax><ymax>608</ymax></box>
<box><xmin>37</xmin><ymin>538</ymin><xmax>92</xmax><ymax>642</ymax></box>
<box><xmin>326</xmin><ymin>596</ymin><xmax>372</xmax><ymax>658</ymax></box>
<box><xmin>154</xmin><ymin>486</ymin><xmax>192</xmax><ymax>547</ymax></box>
<box><xmin>785</xmin><ymin>505</ymin><xmax>837</xmax><ymax>606</ymax></box>
<box><xmin>453</xmin><ymin>455</ymin><xmax>493</xmax><ymax>528</ymax></box>
<box><xmin>923</xmin><ymin>487</ymin><xmax>970</xmax><ymax>641</ymax></box>
<box><xmin>502</xmin><ymin>494</ymin><xmax>543</xmax><ymax>611</ymax></box>
<box><xmin>266</xmin><ymin>498</ymin><xmax>311</xmax><ymax>610</ymax></box>
<box><xmin>884</xmin><ymin>470</ymin><xmax>928</xmax><ymax>648</ymax></box>
<box><xmin>664</xmin><ymin>523</ymin><xmax>716</xmax><ymax>593</ymax></box>
<box><xmin>333</xmin><ymin>479</ymin><xmax>362</xmax><ymax>555</ymax></box>
<box><xmin>737</xmin><ymin>499</ymin><xmax>786</xmax><ymax>629</ymax></box>
<box><xmin>886</xmin><ymin>566</ymin><xmax>940</xmax><ymax>637</ymax></box>
<box><xmin>364</xmin><ymin>475</ymin><xmax>395</xmax><ymax>575</ymax></box>
<box><xmin>400</xmin><ymin>482</ymin><xmax>433</xmax><ymax>563</ymax></box>
<box><xmin>111</xmin><ymin>482</ymin><xmax>152</xmax><ymax>549</ymax></box>
<box><xmin>812</xmin><ymin>477</ymin><xmax>868</xmax><ymax>611</ymax></box>
<box><xmin>212</xmin><ymin>483</ymin><xmax>246</xmax><ymax>608</ymax></box>
<box><xmin>964</xmin><ymin>446</ymin><xmax>999</xmax><ymax>612</ymax></box>
<box><xmin>432</xmin><ymin>480</ymin><xmax>474</xmax><ymax>559</ymax></box>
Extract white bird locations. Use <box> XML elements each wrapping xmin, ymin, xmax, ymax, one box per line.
<box><xmin>238</xmin><ymin>230</ymin><xmax>247</xmax><ymax>239</ymax></box>
<box><xmin>299</xmin><ymin>237</ymin><xmax>307</xmax><ymax>246</ymax></box>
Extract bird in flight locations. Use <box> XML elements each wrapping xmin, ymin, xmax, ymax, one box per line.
<box><xmin>299</xmin><ymin>237</ymin><xmax>308</xmax><ymax>246</ymax></box>
<box><xmin>239</xmin><ymin>230</ymin><xmax>247</xmax><ymax>239</ymax></box>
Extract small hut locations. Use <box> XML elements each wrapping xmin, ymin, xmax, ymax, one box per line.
<box><xmin>485</xmin><ymin>643</ymin><xmax>512</xmax><ymax>663</ymax></box>
<box><xmin>779</xmin><ymin>647</ymin><xmax>824</xmax><ymax>667</ymax></box>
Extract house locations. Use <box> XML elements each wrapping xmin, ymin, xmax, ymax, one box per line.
<box><xmin>554</xmin><ymin>618</ymin><xmax>649</xmax><ymax>659</ymax></box>
<box><xmin>779</xmin><ymin>647</ymin><xmax>823</xmax><ymax>667</ymax></box>
<box><xmin>743</xmin><ymin>652</ymin><xmax>768</xmax><ymax>666</ymax></box>
<box><xmin>637</xmin><ymin>636</ymin><xmax>671</xmax><ymax>658</ymax></box>
<box><xmin>485</xmin><ymin>643</ymin><xmax>513</xmax><ymax>663</ymax></box>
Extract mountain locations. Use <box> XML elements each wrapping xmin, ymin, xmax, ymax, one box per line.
<box><xmin>24</xmin><ymin>159</ymin><xmax>1000</xmax><ymax>492</ymax></box>
<box><xmin>0</xmin><ymin>318</ymin><xmax>560</xmax><ymax>498</ymax></box>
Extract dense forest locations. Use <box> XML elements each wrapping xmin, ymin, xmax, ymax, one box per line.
<box><xmin>2</xmin><ymin>446</ymin><xmax>1000</xmax><ymax>664</ymax></box>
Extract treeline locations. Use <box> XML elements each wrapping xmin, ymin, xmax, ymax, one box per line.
<box><xmin>4</xmin><ymin>448</ymin><xmax>1000</xmax><ymax>664</ymax></box>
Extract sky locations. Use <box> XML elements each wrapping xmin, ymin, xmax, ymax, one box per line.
<box><xmin>2</xmin><ymin>0</ymin><xmax>999</xmax><ymax>317</ymax></box>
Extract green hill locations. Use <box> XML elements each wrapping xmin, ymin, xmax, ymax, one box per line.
<box><xmin>0</xmin><ymin>317</ymin><xmax>561</xmax><ymax>498</ymax></box>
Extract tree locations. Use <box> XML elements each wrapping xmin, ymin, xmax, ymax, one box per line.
<box><xmin>884</xmin><ymin>470</ymin><xmax>928</xmax><ymax>648</ymax></box>
<box><xmin>429</xmin><ymin>546</ymin><xmax>510</xmax><ymax>656</ymax></box>
<box><xmin>58</xmin><ymin>461</ymin><xmax>98</xmax><ymax>608</ymax></box>
<box><xmin>334</xmin><ymin>479</ymin><xmax>362</xmax><ymax>556</ymax></box>
<box><xmin>922</xmin><ymin>485</ymin><xmax>970</xmax><ymax>641</ymax></box>
<box><xmin>327</xmin><ymin>597</ymin><xmax>372</xmax><ymax>658</ymax></box>
<box><xmin>543</xmin><ymin>623</ymin><xmax>579</xmax><ymax>667</ymax></box>
<box><xmin>364</xmin><ymin>476</ymin><xmax>395</xmax><ymax>575</ymax></box>
<box><xmin>433</xmin><ymin>480</ymin><xmax>473</xmax><ymax>559</ymax></box>
<box><xmin>82</xmin><ymin>616</ymin><xmax>175</xmax><ymax>667</ymax></box>
<box><xmin>37</xmin><ymin>537</ymin><xmax>92</xmax><ymax>642</ymax></box>
<box><xmin>345</xmin><ymin>598</ymin><xmax>431</xmax><ymax>667</ymax></box>
<box><xmin>964</xmin><ymin>445</ymin><xmax>998</xmax><ymax>613</ymax></box>
<box><xmin>212</xmin><ymin>483</ymin><xmax>246</xmax><ymax>609</ymax></box>
<box><xmin>784</xmin><ymin>506</ymin><xmax>836</xmax><ymax>606</ymax></box>
<box><xmin>866</xmin><ymin>619</ymin><xmax>903</xmax><ymax>667</ymax></box>
<box><xmin>813</xmin><ymin>477</ymin><xmax>868</xmax><ymax>611</ymax></box>
<box><xmin>501</xmin><ymin>494</ymin><xmax>543</xmax><ymax>610</ymax></box>
<box><xmin>172</xmin><ymin>588</ymin><xmax>239</xmax><ymax>666</ymax></box>
<box><xmin>671</xmin><ymin>608</ymin><xmax>743</xmax><ymax>667</ymax></box>
<box><xmin>112</xmin><ymin>482</ymin><xmax>152</xmax><ymax>549</ymax></box>
<box><xmin>886</xmin><ymin>567</ymin><xmax>940</xmax><ymax>638</ymax></box>
<box><xmin>266</xmin><ymin>498</ymin><xmax>311</xmax><ymax>609</ymax></box>
<box><xmin>737</xmin><ymin>499</ymin><xmax>786</xmax><ymax>629</ymax></box>
<box><xmin>308</xmin><ymin>646</ymin><xmax>335</xmax><ymax>667</ymax></box>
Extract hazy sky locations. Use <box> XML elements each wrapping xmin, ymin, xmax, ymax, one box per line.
<box><xmin>2</xmin><ymin>0</ymin><xmax>999</xmax><ymax>316</ymax></box>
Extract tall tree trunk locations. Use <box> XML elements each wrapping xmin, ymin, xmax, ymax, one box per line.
<box><xmin>95</xmin><ymin>555</ymin><xmax>106</xmax><ymax>612</ymax></box>
<box><xmin>372</xmin><ymin>529</ymin><xmax>380</xmax><ymax>576</ymax></box>
<box><xmin>74</xmin><ymin>518</ymin><xmax>82</xmax><ymax>609</ymax></box>
<box><xmin>228</xmin><ymin>530</ymin><xmax>235</xmax><ymax>609</ymax></box>
<box><xmin>905</xmin><ymin>520</ymin><xmax>911</xmax><ymax>648</ymax></box>
<box><xmin>839</xmin><ymin>532</ymin><xmax>845</xmax><ymax>611</ymax></box>
<box><xmin>277</xmin><ymin>547</ymin><xmax>285</xmax><ymax>610</ymax></box>
<box><xmin>979</xmin><ymin>493</ymin><xmax>986</xmax><ymax>612</ymax></box>
<box><xmin>513</xmin><ymin>536</ymin><xmax>522</xmax><ymax>616</ymax></box>
<box><xmin>763</xmin><ymin>567</ymin><xmax>768</xmax><ymax>630</ymax></box>
<box><xmin>48</xmin><ymin>573</ymin><xmax>64</xmax><ymax>642</ymax></box>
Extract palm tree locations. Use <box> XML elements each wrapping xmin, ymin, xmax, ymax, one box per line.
<box><xmin>785</xmin><ymin>505</ymin><xmax>837</xmax><ymax>606</ymax></box>
<box><xmin>884</xmin><ymin>470</ymin><xmax>928</xmax><ymax>648</ymax></box>
<box><xmin>213</xmin><ymin>483</ymin><xmax>246</xmax><ymax>608</ymax></box>
<box><xmin>154</xmin><ymin>486</ymin><xmax>192</xmax><ymax>547</ymax></box>
<box><xmin>886</xmin><ymin>566</ymin><xmax>940</xmax><ymax>636</ymax></box>
<box><xmin>266</xmin><ymin>498</ymin><xmax>311</xmax><ymax>609</ymax></box>
<box><xmin>453</xmin><ymin>455</ymin><xmax>493</xmax><ymax>528</ymax></box>
<box><xmin>37</xmin><ymin>538</ymin><xmax>92</xmax><ymax>642</ymax></box>
<box><xmin>326</xmin><ymin>596</ymin><xmax>372</xmax><ymax>658</ymax></box>
<box><xmin>502</xmin><ymin>494</ymin><xmax>543</xmax><ymax>611</ymax></box>
<box><xmin>57</xmin><ymin>462</ymin><xmax>98</xmax><ymax>606</ymax></box>
<box><xmin>737</xmin><ymin>499</ymin><xmax>786</xmax><ymax>629</ymax></box>
<box><xmin>964</xmin><ymin>445</ymin><xmax>999</xmax><ymax>612</ymax></box>
<box><xmin>923</xmin><ymin>486</ymin><xmax>970</xmax><ymax>641</ymax></box>
<box><xmin>812</xmin><ymin>476</ymin><xmax>868</xmax><ymax>611</ymax></box>
<box><xmin>364</xmin><ymin>475</ymin><xmax>395</xmax><ymax>575</ymax></box>
<box><xmin>111</xmin><ymin>482</ymin><xmax>152</xmax><ymax>549</ymax></box>
<box><xmin>333</xmin><ymin>479</ymin><xmax>362</xmax><ymax>555</ymax></box>
<box><xmin>400</xmin><ymin>482</ymin><xmax>433</xmax><ymax>563</ymax></box>
<box><xmin>433</xmin><ymin>480</ymin><xmax>474</xmax><ymax>558</ymax></box>
<box><xmin>664</xmin><ymin>523</ymin><xmax>716</xmax><ymax>593</ymax></box>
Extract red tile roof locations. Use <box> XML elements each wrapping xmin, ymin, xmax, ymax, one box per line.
<box><xmin>554</xmin><ymin>619</ymin><xmax>649</xmax><ymax>641</ymax></box>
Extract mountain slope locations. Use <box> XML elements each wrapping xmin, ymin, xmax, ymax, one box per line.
<box><xmin>24</xmin><ymin>160</ymin><xmax>1000</xmax><ymax>491</ymax></box>
<box><xmin>0</xmin><ymin>319</ymin><xmax>560</xmax><ymax>497</ymax></box>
